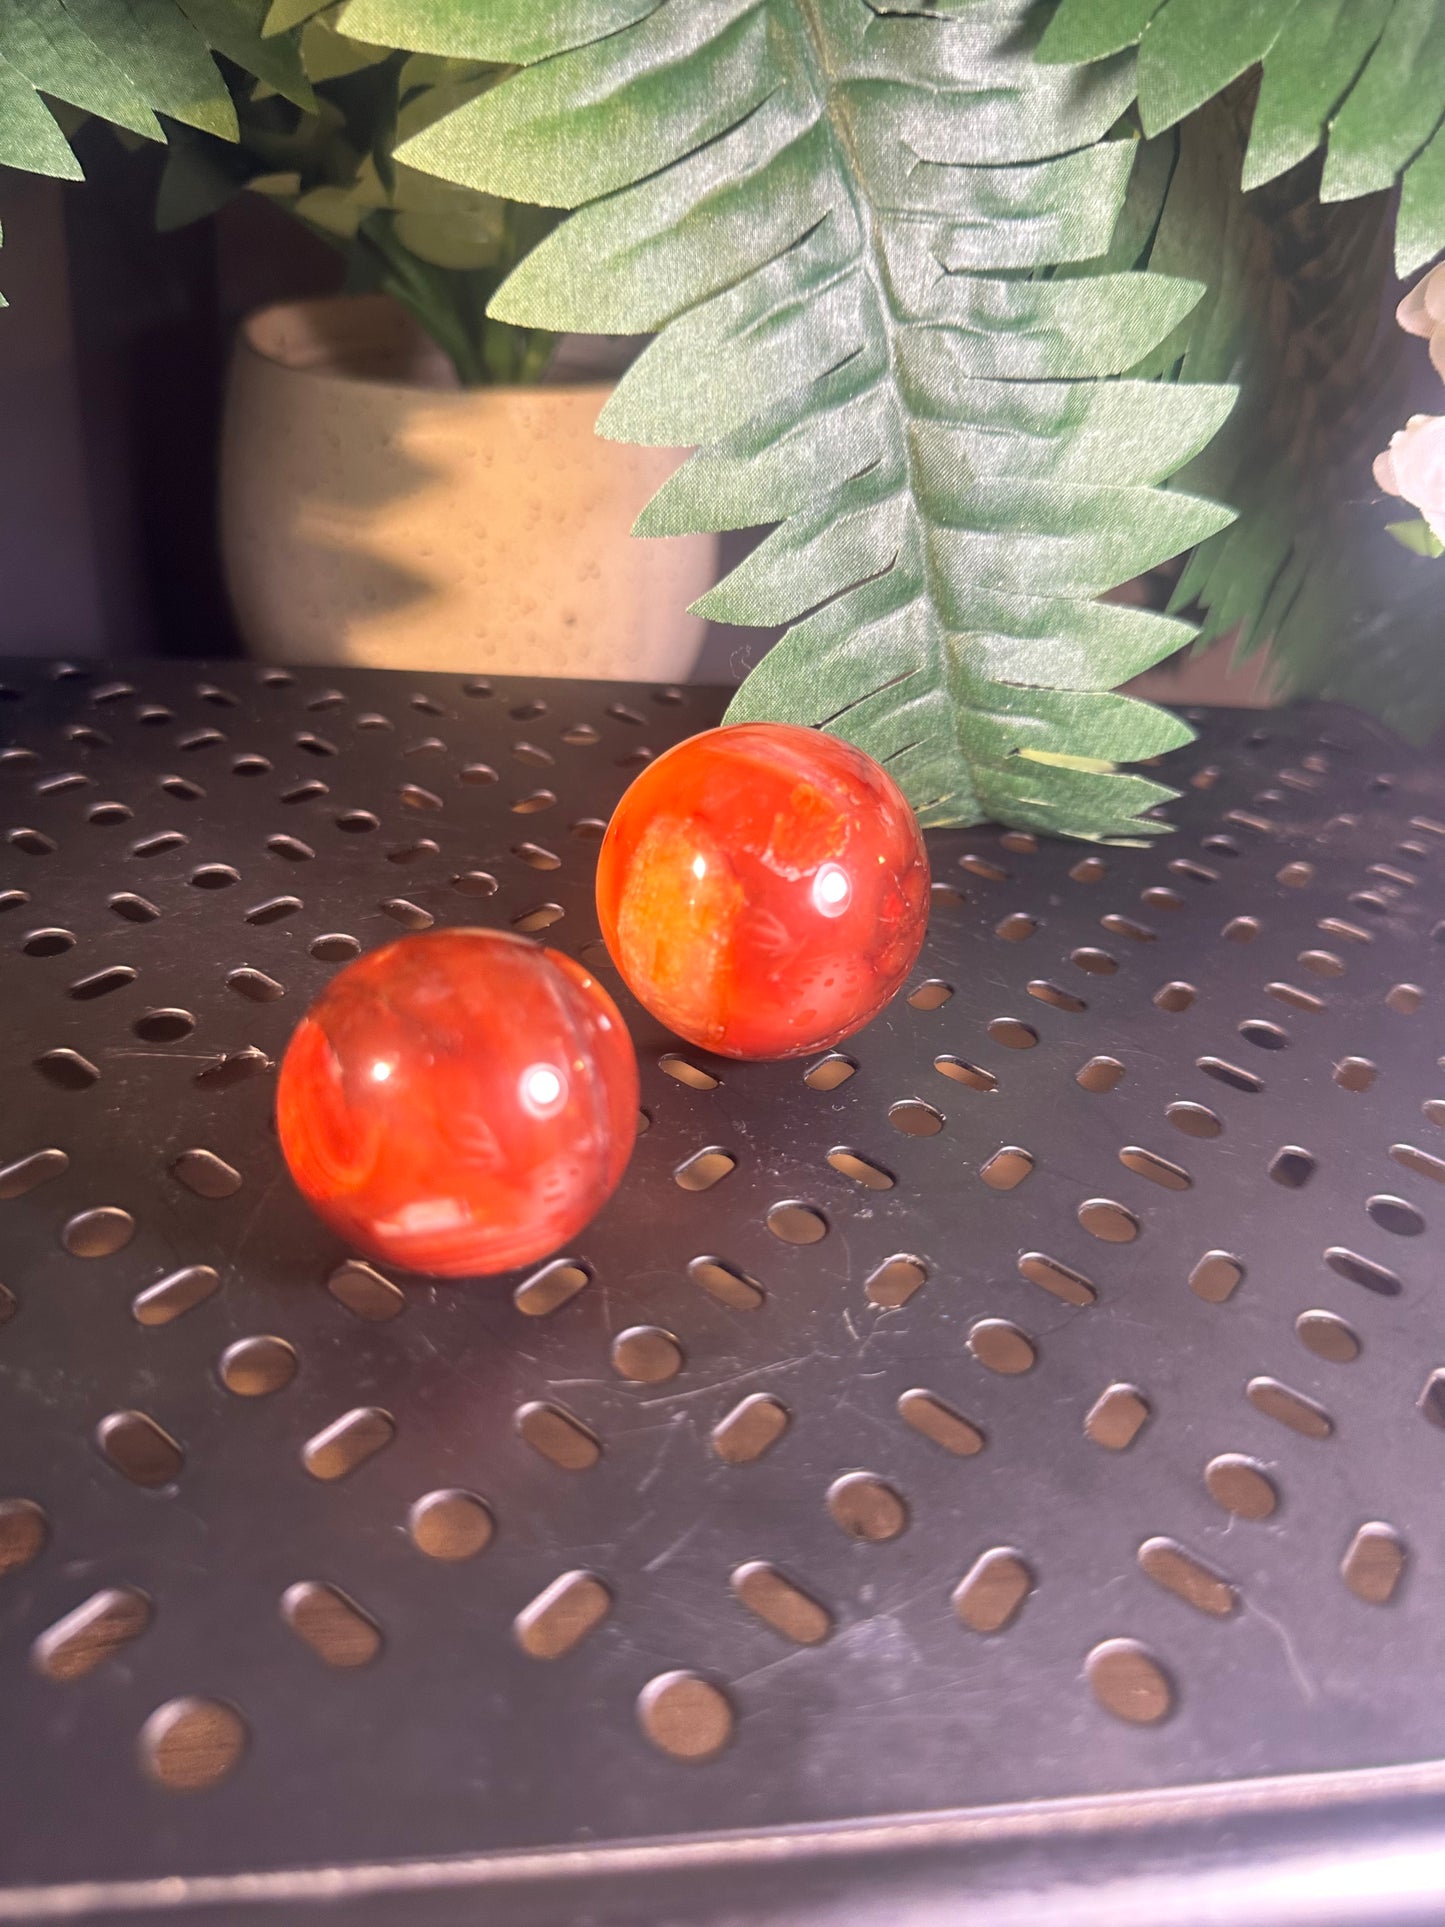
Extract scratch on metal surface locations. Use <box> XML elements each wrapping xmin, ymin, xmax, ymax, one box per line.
<box><xmin>643</xmin><ymin>1521</ymin><xmax>701</xmax><ymax>1574</ymax></box>
<box><xmin>633</xmin><ymin>1413</ymin><xmax>690</xmax><ymax>1500</ymax></box>
<box><xmin>225</xmin><ymin>1170</ymin><xmax>287</xmax><ymax>1276</ymax></box>
<box><xmin>637</xmin><ymin>1353</ymin><xmax>816</xmax><ymax>1410</ymax></box>
<box><xmin>1247</xmin><ymin>1598</ymin><xmax>1318</xmax><ymax>1705</ymax></box>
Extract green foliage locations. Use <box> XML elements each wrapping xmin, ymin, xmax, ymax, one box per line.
<box><xmin>1039</xmin><ymin>0</ymin><xmax>1445</xmax><ymax>274</ymax></box>
<box><xmin>1034</xmin><ymin>20</ymin><xmax>1445</xmax><ymax>742</ymax></box>
<box><xmin>2</xmin><ymin>0</ymin><xmax>1444</xmax><ymax>821</ymax></box>
<box><xmin>369</xmin><ymin>0</ymin><xmax>1241</xmax><ymax>837</ymax></box>
<box><xmin>1118</xmin><ymin>96</ymin><xmax>1444</xmax><ymax>738</ymax></box>
<box><xmin>0</xmin><ymin>0</ymin><xmax>281</xmax><ymax>308</ymax></box>
<box><xmin>158</xmin><ymin>17</ymin><xmax>558</xmax><ymax>382</ymax></box>
<box><xmin>0</xmin><ymin>1</ymin><xmax>554</xmax><ymax>380</ymax></box>
<box><xmin>1388</xmin><ymin>517</ymin><xmax>1445</xmax><ymax>559</ymax></box>
<box><xmin>0</xmin><ymin>0</ymin><xmax>242</xmax><ymax>182</ymax></box>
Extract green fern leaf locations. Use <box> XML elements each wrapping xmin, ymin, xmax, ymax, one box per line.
<box><xmin>259</xmin><ymin>0</ymin><xmax>331</xmax><ymax>36</ymax></box>
<box><xmin>1129</xmin><ymin>96</ymin><xmax>1445</xmax><ymax>736</ymax></box>
<box><xmin>62</xmin><ymin>0</ymin><xmax>238</xmax><ymax>139</ymax></box>
<box><xmin>0</xmin><ymin>0</ymin><xmax>331</xmax><ymax>180</ymax></box>
<box><xmin>0</xmin><ymin>45</ymin><xmax>86</xmax><ymax>175</ymax></box>
<box><xmin>1037</xmin><ymin>0</ymin><xmax>1445</xmax><ymax>276</ymax></box>
<box><xmin>0</xmin><ymin>1</ymin><xmax>166</xmax><ymax>143</ymax></box>
<box><xmin>340</xmin><ymin>0</ymin><xmax>660</xmax><ymax>65</ymax></box>
<box><xmin>178</xmin><ymin>0</ymin><xmax>316</xmax><ymax>110</ymax></box>
<box><xmin>1136</xmin><ymin>0</ymin><xmax>1299</xmax><ymax>140</ymax></box>
<box><xmin>387</xmin><ymin>0</ymin><xmax>1235</xmax><ymax>836</ymax></box>
<box><xmin>0</xmin><ymin>0</ymin><xmax>287</xmax><ymax>188</ymax></box>
<box><xmin>1400</xmin><ymin>119</ymin><xmax>1445</xmax><ymax>273</ymax></box>
<box><xmin>1240</xmin><ymin>0</ymin><xmax>1391</xmax><ymax>192</ymax></box>
<box><xmin>1035</xmin><ymin>0</ymin><xmax>1165</xmax><ymax>66</ymax></box>
<box><xmin>1320</xmin><ymin>0</ymin><xmax>1445</xmax><ymax>204</ymax></box>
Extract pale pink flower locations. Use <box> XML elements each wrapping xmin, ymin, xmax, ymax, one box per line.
<box><xmin>1396</xmin><ymin>262</ymin><xmax>1445</xmax><ymax>339</ymax></box>
<box><xmin>1378</xmin><ymin>267</ymin><xmax>1445</xmax><ymax>539</ymax></box>
<box><xmin>1374</xmin><ymin>413</ymin><xmax>1445</xmax><ymax>543</ymax></box>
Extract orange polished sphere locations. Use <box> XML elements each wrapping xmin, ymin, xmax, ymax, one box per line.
<box><xmin>596</xmin><ymin>723</ymin><xmax>929</xmax><ymax>1059</ymax></box>
<box><xmin>277</xmin><ymin>930</ymin><xmax>639</xmax><ymax>1277</ymax></box>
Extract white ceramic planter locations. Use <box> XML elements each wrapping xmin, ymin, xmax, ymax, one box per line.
<box><xmin>219</xmin><ymin>295</ymin><xmax>717</xmax><ymax>680</ymax></box>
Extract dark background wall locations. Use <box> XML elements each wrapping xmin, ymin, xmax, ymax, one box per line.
<box><xmin>0</xmin><ymin>147</ymin><xmax>342</xmax><ymax>662</ymax></box>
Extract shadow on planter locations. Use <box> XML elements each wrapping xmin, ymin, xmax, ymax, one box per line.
<box><xmin>220</xmin><ymin>294</ymin><xmax>719</xmax><ymax>682</ymax></box>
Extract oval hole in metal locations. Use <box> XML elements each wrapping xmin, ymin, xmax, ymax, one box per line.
<box><xmin>98</xmin><ymin>1411</ymin><xmax>183</xmax><ymax>1487</ymax></box>
<box><xmin>1085</xmin><ymin>1385</ymin><xmax>1150</xmax><ymax>1450</ymax></box>
<box><xmin>1167</xmin><ymin>1102</ymin><xmax>1221</xmax><ymax>1139</ymax></box>
<box><xmin>731</xmin><ymin>1563</ymin><xmax>831</xmax><ymax>1645</ymax></box>
<box><xmin>132</xmin><ymin>1265</ymin><xmax>218</xmax><ymax>1327</ymax></box>
<box><xmin>766</xmin><ymin>1202</ymin><xmax>828</xmax><ymax>1244</ymax></box>
<box><xmin>803</xmin><ymin>1053</ymin><xmax>856</xmax><ymax>1091</ymax></box>
<box><xmin>1087</xmin><ymin>1640</ymin><xmax>1173</xmax><ymax>1725</ymax></box>
<box><xmin>637</xmin><ymin>1672</ymin><xmax>733</xmax><ymax>1763</ymax></box>
<box><xmin>32</xmin><ymin>1587</ymin><xmax>151</xmax><ymax>1681</ymax></box>
<box><xmin>1138</xmin><ymin>1538</ymin><xmax>1236</xmax><ymax>1616</ymax></box>
<box><xmin>689</xmin><ymin>1256</ymin><xmax>764</xmax><ymax>1310</ymax></box>
<box><xmin>826</xmin><ymin>1472</ymin><xmax>907</xmax><ymax>1542</ymax></box>
<box><xmin>516</xmin><ymin>1403</ymin><xmax>600</xmax><ymax>1472</ymax></box>
<box><xmin>514</xmin><ymin>1260</ymin><xmax>590</xmax><ymax>1317</ymax></box>
<box><xmin>1206</xmin><ymin>1454</ymin><xmax>1277</xmax><ymax>1520</ymax></box>
<box><xmin>281</xmin><ymin>1582</ymin><xmax>381</xmax><ymax>1668</ymax></box>
<box><xmin>326</xmin><ymin>1260</ymin><xmax>404</xmax><ymax>1322</ymax></box>
<box><xmin>828</xmin><ymin>1148</ymin><xmax>894</xmax><ymax>1190</ymax></box>
<box><xmin>1076</xmin><ymin>1056</ymin><xmax>1124</xmax><ymax>1093</ymax></box>
<box><xmin>712</xmin><ymin>1395</ymin><xmax>789</xmax><ymax>1465</ymax></box>
<box><xmin>1119</xmin><ymin>1146</ymin><xmax>1191</xmax><ymax>1191</ymax></box>
<box><xmin>302</xmin><ymin>1408</ymin><xmax>395</xmax><ymax>1481</ymax></box>
<box><xmin>1367</xmin><ymin>1194</ymin><xmax>1424</xmax><ymax>1236</ymax></box>
<box><xmin>661</xmin><ymin>1054</ymin><xmax>719</xmax><ymax>1091</ymax></box>
<box><xmin>409</xmin><ymin>1490</ymin><xmax>494</xmax><ymax>1561</ymax></box>
<box><xmin>1078</xmin><ymin>1198</ymin><xmax>1139</xmax><ymax>1243</ymax></box>
<box><xmin>952</xmin><ymin>1550</ymin><xmax>1032</xmax><ymax>1634</ymax></box>
<box><xmin>1153</xmin><ymin>982</ymin><xmax>1195</xmax><ymax>1013</ymax></box>
<box><xmin>969</xmin><ymin>1320</ymin><xmax>1035</xmax><ymax>1375</ymax></box>
<box><xmin>898</xmin><ymin>1389</ymin><xmax>984</xmax><ymax>1457</ymax></box>
<box><xmin>0</xmin><ymin>1500</ymin><xmax>47</xmax><ymax>1575</ymax></box>
<box><xmin>1018</xmin><ymin>1252</ymin><xmax>1094</xmax><ymax>1307</ymax></box>
<box><xmin>1296</xmin><ymin>1311</ymin><xmax>1360</xmax><ymax>1364</ymax></box>
<box><xmin>515</xmin><ymin>1571</ymin><xmax>611</xmax><ymax>1660</ymax></box>
<box><xmin>1342</xmin><ymin>1524</ymin><xmax>1406</xmax><ymax>1606</ymax></box>
<box><xmin>980</xmin><ymin>1147</ymin><xmax>1032</xmax><ymax>1192</ymax></box>
<box><xmin>864</xmin><ymin>1255</ymin><xmax>927</xmax><ymax>1309</ymax></box>
<box><xmin>1325</xmin><ymin>1246</ymin><xmax>1401</xmax><ymax>1295</ymax></box>
<box><xmin>140</xmin><ymin>1699</ymin><xmax>247</xmax><ymax>1792</ymax></box>
<box><xmin>935</xmin><ymin>1056</ymin><xmax>996</xmax><ymax>1091</ymax></box>
<box><xmin>1247</xmin><ymin>1376</ymin><xmax>1333</xmax><ymax>1439</ymax></box>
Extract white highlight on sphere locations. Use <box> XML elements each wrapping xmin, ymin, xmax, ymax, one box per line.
<box><xmin>370</xmin><ymin>1060</ymin><xmax>394</xmax><ymax>1083</ymax></box>
<box><xmin>812</xmin><ymin>862</ymin><xmax>851</xmax><ymax>917</ymax></box>
<box><xmin>691</xmin><ymin>853</ymin><xmax>708</xmax><ymax>881</ymax></box>
<box><xmin>522</xmin><ymin>1063</ymin><xmax>565</xmax><ymax>1113</ymax></box>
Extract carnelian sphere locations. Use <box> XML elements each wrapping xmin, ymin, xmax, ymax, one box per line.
<box><xmin>596</xmin><ymin>723</ymin><xmax>930</xmax><ymax>1059</ymax></box>
<box><xmin>276</xmin><ymin>929</ymin><xmax>639</xmax><ymax>1277</ymax></box>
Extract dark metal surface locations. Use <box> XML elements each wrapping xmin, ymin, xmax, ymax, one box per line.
<box><xmin>0</xmin><ymin>663</ymin><xmax>1443</xmax><ymax>1924</ymax></box>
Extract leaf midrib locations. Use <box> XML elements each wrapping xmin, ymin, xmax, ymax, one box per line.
<box><xmin>789</xmin><ymin>0</ymin><xmax>999</xmax><ymax>820</ymax></box>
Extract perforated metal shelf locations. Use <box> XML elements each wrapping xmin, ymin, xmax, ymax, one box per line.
<box><xmin>1</xmin><ymin>662</ymin><xmax>1444</xmax><ymax>1926</ymax></box>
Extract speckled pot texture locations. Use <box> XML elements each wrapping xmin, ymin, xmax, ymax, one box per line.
<box><xmin>220</xmin><ymin>295</ymin><xmax>717</xmax><ymax>680</ymax></box>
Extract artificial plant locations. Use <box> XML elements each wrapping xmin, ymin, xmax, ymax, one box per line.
<box><xmin>327</xmin><ymin>0</ymin><xmax>1445</xmax><ymax>838</ymax></box>
<box><xmin>0</xmin><ymin>1</ymin><xmax>553</xmax><ymax>383</ymax></box>
<box><xmin>155</xmin><ymin>13</ymin><xmax>558</xmax><ymax>383</ymax></box>
<box><xmin>2</xmin><ymin>1</ymin><xmax>1443</xmax><ymax>837</ymax></box>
